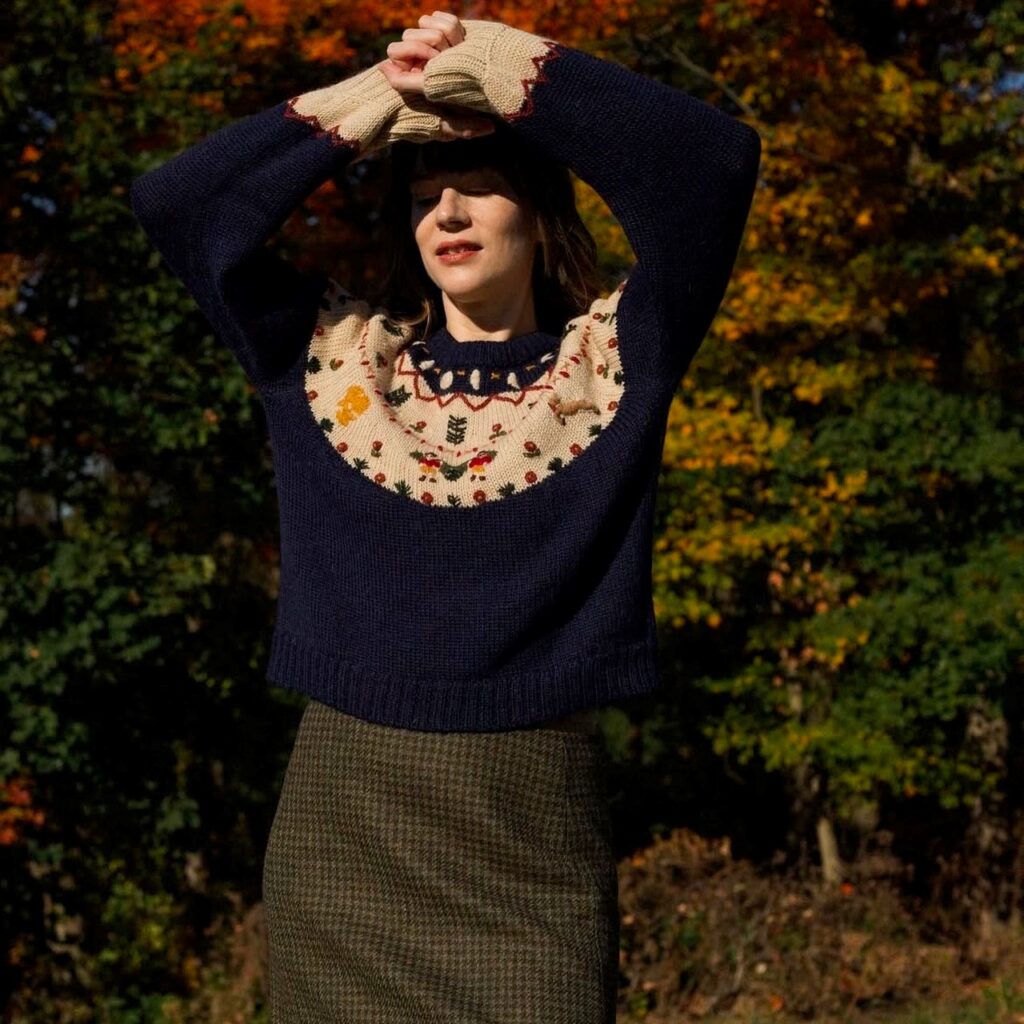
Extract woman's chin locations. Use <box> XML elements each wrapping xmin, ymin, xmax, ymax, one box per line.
<box><xmin>435</xmin><ymin>276</ymin><xmax>492</xmax><ymax>300</ymax></box>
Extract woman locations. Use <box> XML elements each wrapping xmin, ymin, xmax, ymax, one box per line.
<box><xmin>130</xmin><ymin>10</ymin><xmax>760</xmax><ymax>1022</ymax></box>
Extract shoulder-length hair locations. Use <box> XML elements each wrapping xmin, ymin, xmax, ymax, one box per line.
<box><xmin>368</xmin><ymin>119</ymin><xmax>604</xmax><ymax>341</ymax></box>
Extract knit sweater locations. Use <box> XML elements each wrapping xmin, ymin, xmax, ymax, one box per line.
<box><xmin>129</xmin><ymin>19</ymin><xmax>761</xmax><ymax>732</ymax></box>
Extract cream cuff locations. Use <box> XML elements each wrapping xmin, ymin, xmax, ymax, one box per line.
<box><xmin>286</xmin><ymin>61</ymin><xmax>445</xmax><ymax>156</ymax></box>
<box><xmin>421</xmin><ymin>20</ymin><xmax>559</xmax><ymax>120</ymax></box>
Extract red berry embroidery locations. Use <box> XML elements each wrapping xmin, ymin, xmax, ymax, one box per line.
<box><xmin>336</xmin><ymin>441</ymin><xmax>348</xmax><ymax>453</ymax></box>
<box><xmin>306</xmin><ymin>390</ymin><xmax>318</xmax><ymax>400</ymax></box>
<box><xmin>473</xmin><ymin>490</ymin><xmax>487</xmax><ymax>503</ymax></box>
<box><xmin>374</xmin><ymin>472</ymin><xmax>386</xmax><ymax>483</ymax></box>
<box><xmin>525</xmin><ymin>471</ymin><xmax>537</xmax><ymax>484</ymax></box>
<box><xmin>570</xmin><ymin>443</ymin><xmax>582</xmax><ymax>456</ymax></box>
<box><xmin>422</xmin><ymin>492</ymin><xmax>434</xmax><ymax>504</ymax></box>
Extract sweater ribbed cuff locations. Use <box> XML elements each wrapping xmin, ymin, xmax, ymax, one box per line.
<box><xmin>389</xmin><ymin>91</ymin><xmax>447</xmax><ymax>145</ymax></box>
<box><xmin>286</xmin><ymin>61</ymin><xmax>440</xmax><ymax>155</ymax></box>
<box><xmin>422</xmin><ymin>20</ymin><xmax>558</xmax><ymax>120</ymax></box>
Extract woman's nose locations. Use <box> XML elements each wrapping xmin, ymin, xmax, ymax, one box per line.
<box><xmin>436</xmin><ymin>189</ymin><xmax>468</xmax><ymax>222</ymax></box>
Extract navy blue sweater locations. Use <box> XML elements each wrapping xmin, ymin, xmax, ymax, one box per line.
<box><xmin>129</xmin><ymin>21</ymin><xmax>761</xmax><ymax>732</ymax></box>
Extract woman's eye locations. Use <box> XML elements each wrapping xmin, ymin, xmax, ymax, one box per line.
<box><xmin>413</xmin><ymin>188</ymin><xmax>491</xmax><ymax>206</ymax></box>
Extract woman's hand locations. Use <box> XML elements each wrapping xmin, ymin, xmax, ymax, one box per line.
<box><xmin>379</xmin><ymin>10</ymin><xmax>494</xmax><ymax>140</ymax></box>
<box><xmin>381</xmin><ymin>11</ymin><xmax>465</xmax><ymax>95</ymax></box>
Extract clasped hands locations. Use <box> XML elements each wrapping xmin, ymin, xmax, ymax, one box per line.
<box><xmin>378</xmin><ymin>10</ymin><xmax>495</xmax><ymax>141</ymax></box>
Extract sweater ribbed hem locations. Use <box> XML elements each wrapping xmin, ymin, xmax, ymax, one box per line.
<box><xmin>265</xmin><ymin>626</ymin><xmax>661</xmax><ymax>733</ymax></box>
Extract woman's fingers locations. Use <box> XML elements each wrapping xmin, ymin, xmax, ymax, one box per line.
<box><xmin>386</xmin><ymin>40</ymin><xmax>441</xmax><ymax>65</ymax></box>
<box><xmin>379</xmin><ymin>57</ymin><xmax>421</xmax><ymax>94</ymax></box>
<box><xmin>418</xmin><ymin>11</ymin><xmax>465</xmax><ymax>46</ymax></box>
<box><xmin>381</xmin><ymin>43</ymin><xmax>435</xmax><ymax>95</ymax></box>
<box><xmin>381</xmin><ymin>13</ymin><xmax>468</xmax><ymax>98</ymax></box>
<box><xmin>401</xmin><ymin>26</ymin><xmax>451</xmax><ymax>49</ymax></box>
<box><xmin>437</xmin><ymin>114</ymin><xmax>495</xmax><ymax>140</ymax></box>
<box><xmin>386</xmin><ymin>12</ymin><xmax>466</xmax><ymax>68</ymax></box>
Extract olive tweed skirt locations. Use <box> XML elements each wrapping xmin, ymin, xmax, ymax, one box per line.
<box><xmin>262</xmin><ymin>699</ymin><xmax>618</xmax><ymax>1023</ymax></box>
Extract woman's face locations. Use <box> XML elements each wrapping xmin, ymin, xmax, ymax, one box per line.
<box><xmin>409</xmin><ymin>165</ymin><xmax>538</xmax><ymax>302</ymax></box>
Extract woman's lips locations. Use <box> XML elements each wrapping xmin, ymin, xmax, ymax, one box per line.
<box><xmin>438</xmin><ymin>247</ymin><xmax>482</xmax><ymax>264</ymax></box>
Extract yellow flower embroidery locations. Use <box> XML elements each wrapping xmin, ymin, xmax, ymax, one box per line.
<box><xmin>336</xmin><ymin>385</ymin><xmax>370</xmax><ymax>426</ymax></box>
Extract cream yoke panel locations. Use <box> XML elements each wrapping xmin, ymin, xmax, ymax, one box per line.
<box><xmin>304</xmin><ymin>278</ymin><xmax>628</xmax><ymax>509</ymax></box>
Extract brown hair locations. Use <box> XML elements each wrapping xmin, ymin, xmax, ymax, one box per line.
<box><xmin>367</xmin><ymin>119</ymin><xmax>604</xmax><ymax>341</ymax></box>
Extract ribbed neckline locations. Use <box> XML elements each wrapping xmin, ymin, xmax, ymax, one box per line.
<box><xmin>422</xmin><ymin>325</ymin><xmax>562</xmax><ymax>369</ymax></box>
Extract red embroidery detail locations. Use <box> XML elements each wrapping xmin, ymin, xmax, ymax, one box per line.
<box><xmin>283</xmin><ymin>96</ymin><xmax>363</xmax><ymax>152</ymax></box>
<box><xmin>505</xmin><ymin>41</ymin><xmax>565</xmax><ymax>123</ymax></box>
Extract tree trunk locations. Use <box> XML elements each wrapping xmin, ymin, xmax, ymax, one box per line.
<box><xmin>961</xmin><ymin>703</ymin><xmax>1011</xmax><ymax>968</ymax></box>
<box><xmin>817</xmin><ymin>814</ymin><xmax>844</xmax><ymax>885</ymax></box>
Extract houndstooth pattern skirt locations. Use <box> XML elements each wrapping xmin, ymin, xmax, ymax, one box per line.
<box><xmin>262</xmin><ymin>699</ymin><xmax>619</xmax><ymax>1023</ymax></box>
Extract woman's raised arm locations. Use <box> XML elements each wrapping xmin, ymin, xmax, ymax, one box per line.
<box><xmin>129</xmin><ymin>62</ymin><xmax>485</xmax><ymax>389</ymax></box>
<box><xmin>420</xmin><ymin>19</ymin><xmax>762</xmax><ymax>387</ymax></box>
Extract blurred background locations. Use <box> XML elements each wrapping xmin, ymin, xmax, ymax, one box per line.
<box><xmin>2</xmin><ymin>0</ymin><xmax>1022</xmax><ymax>1020</ymax></box>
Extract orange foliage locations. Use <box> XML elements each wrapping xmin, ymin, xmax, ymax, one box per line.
<box><xmin>0</xmin><ymin>776</ymin><xmax>45</xmax><ymax>846</ymax></box>
<box><xmin>110</xmin><ymin>0</ymin><xmax>667</xmax><ymax>78</ymax></box>
<box><xmin>0</xmin><ymin>254</ymin><xmax>32</xmax><ymax>316</ymax></box>
<box><xmin>111</xmin><ymin>0</ymin><xmax>216</xmax><ymax>75</ymax></box>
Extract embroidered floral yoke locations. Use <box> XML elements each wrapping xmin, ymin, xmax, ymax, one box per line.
<box><xmin>129</xmin><ymin>20</ymin><xmax>762</xmax><ymax>732</ymax></box>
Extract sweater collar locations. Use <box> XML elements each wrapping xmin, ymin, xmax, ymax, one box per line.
<box><xmin>418</xmin><ymin>325</ymin><xmax>562</xmax><ymax>370</ymax></box>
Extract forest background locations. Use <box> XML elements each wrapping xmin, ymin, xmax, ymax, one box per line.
<box><xmin>2</xmin><ymin>0</ymin><xmax>1023</xmax><ymax>1021</ymax></box>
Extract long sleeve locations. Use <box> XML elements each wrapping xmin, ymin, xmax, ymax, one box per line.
<box><xmin>421</xmin><ymin>20</ymin><xmax>762</xmax><ymax>386</ymax></box>
<box><xmin>129</xmin><ymin>62</ymin><xmax>445</xmax><ymax>389</ymax></box>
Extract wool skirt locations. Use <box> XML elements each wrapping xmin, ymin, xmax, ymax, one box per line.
<box><xmin>262</xmin><ymin>698</ymin><xmax>619</xmax><ymax>1024</ymax></box>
